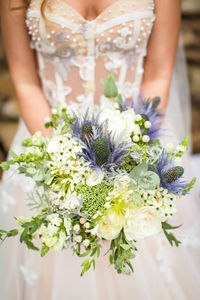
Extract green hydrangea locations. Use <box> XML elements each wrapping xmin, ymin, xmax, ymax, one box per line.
<box><xmin>76</xmin><ymin>182</ymin><xmax>113</xmax><ymax>217</ymax></box>
<box><xmin>120</xmin><ymin>156</ymin><xmax>136</xmax><ymax>172</ymax></box>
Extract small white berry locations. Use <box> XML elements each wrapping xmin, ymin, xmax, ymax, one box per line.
<box><xmin>142</xmin><ymin>135</ymin><xmax>150</xmax><ymax>143</ymax></box>
<box><xmin>73</xmin><ymin>224</ymin><xmax>80</xmax><ymax>233</ymax></box>
<box><xmin>135</xmin><ymin>114</ymin><xmax>142</xmax><ymax>121</ymax></box>
<box><xmin>144</xmin><ymin>121</ymin><xmax>151</xmax><ymax>129</ymax></box>
<box><xmin>132</xmin><ymin>135</ymin><xmax>140</xmax><ymax>142</ymax></box>
<box><xmin>75</xmin><ymin>235</ymin><xmax>82</xmax><ymax>243</ymax></box>
<box><xmin>83</xmin><ymin>239</ymin><xmax>90</xmax><ymax>248</ymax></box>
<box><xmin>79</xmin><ymin>217</ymin><xmax>86</xmax><ymax>224</ymax></box>
<box><xmin>83</xmin><ymin>222</ymin><xmax>90</xmax><ymax>229</ymax></box>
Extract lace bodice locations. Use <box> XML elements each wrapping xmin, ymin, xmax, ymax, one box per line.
<box><xmin>26</xmin><ymin>0</ymin><xmax>155</xmax><ymax>110</ymax></box>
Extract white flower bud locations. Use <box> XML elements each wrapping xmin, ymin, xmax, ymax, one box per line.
<box><xmin>79</xmin><ymin>217</ymin><xmax>86</xmax><ymax>224</ymax></box>
<box><xmin>73</xmin><ymin>224</ymin><xmax>80</xmax><ymax>233</ymax></box>
<box><xmin>132</xmin><ymin>135</ymin><xmax>140</xmax><ymax>142</ymax></box>
<box><xmin>75</xmin><ymin>235</ymin><xmax>82</xmax><ymax>243</ymax></box>
<box><xmin>83</xmin><ymin>239</ymin><xmax>90</xmax><ymax>248</ymax></box>
<box><xmin>144</xmin><ymin>121</ymin><xmax>151</xmax><ymax>129</ymax></box>
<box><xmin>83</xmin><ymin>222</ymin><xmax>90</xmax><ymax>229</ymax></box>
<box><xmin>135</xmin><ymin>114</ymin><xmax>142</xmax><ymax>121</ymax></box>
<box><xmin>44</xmin><ymin>116</ymin><xmax>51</xmax><ymax>123</ymax></box>
<box><xmin>142</xmin><ymin>135</ymin><xmax>150</xmax><ymax>143</ymax></box>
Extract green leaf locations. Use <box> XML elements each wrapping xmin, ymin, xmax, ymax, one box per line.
<box><xmin>129</xmin><ymin>163</ymin><xmax>148</xmax><ymax>180</ymax></box>
<box><xmin>20</xmin><ymin>227</ymin><xmax>29</xmax><ymax>243</ymax></box>
<box><xmin>109</xmin><ymin>254</ymin><xmax>113</xmax><ymax>264</ymax></box>
<box><xmin>78</xmin><ymin>249</ymin><xmax>90</xmax><ymax>257</ymax></box>
<box><xmin>162</xmin><ymin>222</ymin><xmax>181</xmax><ymax>247</ymax></box>
<box><xmin>104</xmin><ymin>73</ymin><xmax>118</xmax><ymax>98</ymax></box>
<box><xmin>138</xmin><ymin>171</ymin><xmax>160</xmax><ymax>189</ymax></box>
<box><xmin>25</xmin><ymin>239</ymin><xmax>39</xmax><ymax>251</ymax></box>
<box><xmin>9</xmin><ymin>150</ymin><xmax>18</xmax><ymax>159</ymax></box>
<box><xmin>182</xmin><ymin>177</ymin><xmax>196</xmax><ymax>194</ymax></box>
<box><xmin>41</xmin><ymin>244</ymin><xmax>50</xmax><ymax>257</ymax></box>
<box><xmin>7</xmin><ymin>229</ymin><xmax>19</xmax><ymax>237</ymax></box>
<box><xmin>120</xmin><ymin>244</ymin><xmax>131</xmax><ymax>250</ymax></box>
<box><xmin>162</xmin><ymin>222</ymin><xmax>182</xmax><ymax>231</ymax></box>
<box><xmin>0</xmin><ymin>160</ymin><xmax>15</xmax><ymax>170</ymax></box>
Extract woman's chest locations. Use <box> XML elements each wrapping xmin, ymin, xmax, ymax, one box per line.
<box><xmin>26</xmin><ymin>0</ymin><xmax>155</xmax><ymax>58</ymax></box>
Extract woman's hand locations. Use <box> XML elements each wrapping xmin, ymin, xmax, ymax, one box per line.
<box><xmin>142</xmin><ymin>0</ymin><xmax>181</xmax><ymax>112</ymax></box>
<box><xmin>0</xmin><ymin>0</ymin><xmax>52</xmax><ymax>136</ymax></box>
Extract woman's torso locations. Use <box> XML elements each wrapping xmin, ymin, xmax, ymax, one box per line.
<box><xmin>26</xmin><ymin>0</ymin><xmax>155</xmax><ymax>110</ymax></box>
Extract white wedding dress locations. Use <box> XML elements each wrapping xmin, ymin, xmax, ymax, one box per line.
<box><xmin>0</xmin><ymin>0</ymin><xmax>200</xmax><ymax>299</ymax></box>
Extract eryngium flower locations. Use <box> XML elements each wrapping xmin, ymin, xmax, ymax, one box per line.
<box><xmin>71</xmin><ymin>110</ymin><xmax>130</xmax><ymax>170</ymax></box>
<box><xmin>131</xmin><ymin>95</ymin><xmax>163</xmax><ymax>140</ymax></box>
<box><xmin>152</xmin><ymin>151</ymin><xmax>190</xmax><ymax>194</ymax></box>
<box><xmin>71</xmin><ymin>110</ymin><xmax>103</xmax><ymax>145</ymax></box>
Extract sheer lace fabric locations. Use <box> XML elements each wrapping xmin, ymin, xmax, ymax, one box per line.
<box><xmin>26</xmin><ymin>0</ymin><xmax>155</xmax><ymax>109</ymax></box>
<box><xmin>0</xmin><ymin>1</ymin><xmax>200</xmax><ymax>299</ymax></box>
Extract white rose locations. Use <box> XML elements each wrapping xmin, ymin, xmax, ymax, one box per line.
<box><xmin>97</xmin><ymin>209</ymin><xmax>124</xmax><ymax>240</ymax></box>
<box><xmin>86</xmin><ymin>170</ymin><xmax>104</xmax><ymax>186</ymax></box>
<box><xmin>124</xmin><ymin>206</ymin><xmax>162</xmax><ymax>241</ymax></box>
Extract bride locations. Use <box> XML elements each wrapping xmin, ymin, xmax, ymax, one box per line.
<box><xmin>0</xmin><ymin>0</ymin><xmax>200</xmax><ymax>299</ymax></box>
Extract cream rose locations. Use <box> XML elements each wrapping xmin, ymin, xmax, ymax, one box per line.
<box><xmin>97</xmin><ymin>209</ymin><xmax>124</xmax><ymax>240</ymax></box>
<box><xmin>124</xmin><ymin>206</ymin><xmax>162</xmax><ymax>241</ymax></box>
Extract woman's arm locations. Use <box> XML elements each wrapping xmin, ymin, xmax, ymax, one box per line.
<box><xmin>142</xmin><ymin>0</ymin><xmax>181</xmax><ymax>111</ymax></box>
<box><xmin>0</xmin><ymin>0</ymin><xmax>52</xmax><ymax>136</ymax></box>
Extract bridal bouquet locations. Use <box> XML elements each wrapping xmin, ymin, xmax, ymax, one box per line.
<box><xmin>0</xmin><ymin>73</ymin><xmax>195</xmax><ymax>276</ymax></box>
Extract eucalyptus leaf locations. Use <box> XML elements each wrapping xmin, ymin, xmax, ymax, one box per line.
<box><xmin>129</xmin><ymin>163</ymin><xmax>148</xmax><ymax>180</ymax></box>
<box><xmin>138</xmin><ymin>171</ymin><xmax>160</xmax><ymax>189</ymax></box>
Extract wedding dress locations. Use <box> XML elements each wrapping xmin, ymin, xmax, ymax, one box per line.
<box><xmin>0</xmin><ymin>0</ymin><xmax>200</xmax><ymax>299</ymax></box>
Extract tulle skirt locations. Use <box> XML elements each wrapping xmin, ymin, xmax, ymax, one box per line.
<box><xmin>0</xmin><ymin>44</ymin><xmax>200</xmax><ymax>300</ymax></box>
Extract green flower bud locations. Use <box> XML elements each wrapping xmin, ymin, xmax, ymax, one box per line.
<box><xmin>163</xmin><ymin>166</ymin><xmax>184</xmax><ymax>183</ymax></box>
<box><xmin>93</xmin><ymin>138</ymin><xmax>110</xmax><ymax>166</ymax></box>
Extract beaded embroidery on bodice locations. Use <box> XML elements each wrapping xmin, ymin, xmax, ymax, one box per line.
<box><xmin>26</xmin><ymin>0</ymin><xmax>155</xmax><ymax>110</ymax></box>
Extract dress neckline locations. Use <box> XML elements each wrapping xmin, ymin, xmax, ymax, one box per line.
<box><xmin>63</xmin><ymin>0</ymin><xmax>126</xmax><ymax>23</ymax></box>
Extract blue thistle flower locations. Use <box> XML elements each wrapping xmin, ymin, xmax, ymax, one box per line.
<box><xmin>71</xmin><ymin>110</ymin><xmax>130</xmax><ymax>170</ymax></box>
<box><xmin>152</xmin><ymin>150</ymin><xmax>190</xmax><ymax>194</ymax></box>
<box><xmin>131</xmin><ymin>95</ymin><xmax>164</xmax><ymax>141</ymax></box>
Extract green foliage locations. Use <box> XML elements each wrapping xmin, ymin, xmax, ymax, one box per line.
<box><xmin>121</xmin><ymin>155</ymin><xmax>136</xmax><ymax>172</ymax></box>
<box><xmin>130</xmin><ymin>163</ymin><xmax>160</xmax><ymax>189</ymax></box>
<box><xmin>93</xmin><ymin>138</ymin><xmax>110</xmax><ymax>166</ymax></box>
<box><xmin>164</xmin><ymin>166</ymin><xmax>184</xmax><ymax>183</ymax></box>
<box><xmin>181</xmin><ymin>177</ymin><xmax>196</xmax><ymax>195</ymax></box>
<box><xmin>162</xmin><ymin>221</ymin><xmax>181</xmax><ymax>247</ymax></box>
<box><xmin>108</xmin><ymin>230</ymin><xmax>136</xmax><ymax>275</ymax></box>
<box><xmin>102</xmin><ymin>73</ymin><xmax>118</xmax><ymax>98</ymax></box>
<box><xmin>76</xmin><ymin>237</ymin><xmax>101</xmax><ymax>276</ymax></box>
<box><xmin>0</xmin><ymin>229</ymin><xmax>19</xmax><ymax>244</ymax></box>
<box><xmin>41</xmin><ymin>244</ymin><xmax>50</xmax><ymax>257</ymax></box>
<box><xmin>76</xmin><ymin>182</ymin><xmax>113</xmax><ymax>217</ymax></box>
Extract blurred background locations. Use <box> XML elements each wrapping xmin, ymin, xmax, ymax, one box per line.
<box><xmin>0</xmin><ymin>0</ymin><xmax>200</xmax><ymax>179</ymax></box>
